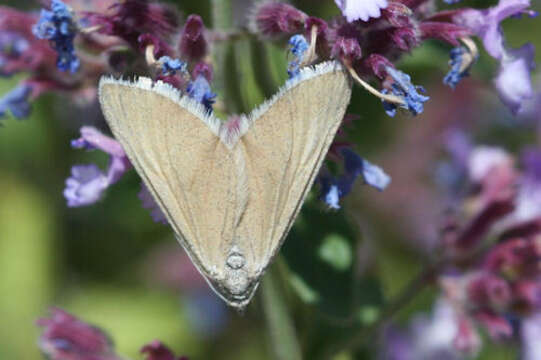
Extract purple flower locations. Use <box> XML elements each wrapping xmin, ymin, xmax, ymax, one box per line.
<box><xmin>0</xmin><ymin>83</ymin><xmax>32</xmax><ymax>120</ymax></box>
<box><xmin>64</xmin><ymin>127</ymin><xmax>131</xmax><ymax>207</ymax></box>
<box><xmin>494</xmin><ymin>43</ymin><xmax>535</xmax><ymax>115</ymax></box>
<box><xmin>444</xmin><ymin>47</ymin><xmax>470</xmax><ymax>89</ymax></box>
<box><xmin>186</xmin><ymin>75</ymin><xmax>216</xmax><ymax>112</ymax></box>
<box><xmin>334</xmin><ymin>0</ymin><xmax>388</xmax><ymax>22</ymax></box>
<box><xmin>382</xmin><ymin>67</ymin><xmax>430</xmax><ymax>116</ymax></box>
<box><xmin>178</xmin><ymin>14</ymin><xmax>207</xmax><ymax>62</ymax></box>
<box><xmin>64</xmin><ymin>164</ymin><xmax>108</xmax><ymax>207</ymax></box>
<box><xmin>456</xmin><ymin>0</ymin><xmax>532</xmax><ymax>60</ymax></box>
<box><xmin>140</xmin><ymin>340</ymin><xmax>187</xmax><ymax>360</ymax></box>
<box><xmin>32</xmin><ymin>0</ymin><xmax>80</xmax><ymax>73</ymax></box>
<box><xmin>287</xmin><ymin>34</ymin><xmax>309</xmax><ymax>79</ymax></box>
<box><xmin>138</xmin><ymin>184</ymin><xmax>167</xmax><ymax>224</ymax></box>
<box><xmin>85</xmin><ymin>0</ymin><xmax>178</xmax><ymax>50</ymax></box>
<box><xmin>318</xmin><ymin>148</ymin><xmax>390</xmax><ymax>209</ymax></box>
<box><xmin>37</xmin><ymin>308</ymin><xmax>120</xmax><ymax>360</ymax></box>
<box><xmin>382</xmin><ymin>299</ymin><xmax>476</xmax><ymax>360</ymax></box>
<box><xmin>454</xmin><ymin>0</ymin><xmax>536</xmax><ymax>114</ymax></box>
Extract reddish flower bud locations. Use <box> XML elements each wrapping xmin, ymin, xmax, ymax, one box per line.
<box><xmin>467</xmin><ymin>272</ymin><xmax>512</xmax><ymax>310</ymax></box>
<box><xmin>453</xmin><ymin>315</ymin><xmax>481</xmax><ymax>356</ymax></box>
<box><xmin>332</xmin><ymin>37</ymin><xmax>362</xmax><ymax>62</ymax></box>
<box><xmin>514</xmin><ymin>280</ymin><xmax>541</xmax><ymax>310</ymax></box>
<box><xmin>484</xmin><ymin>238</ymin><xmax>541</xmax><ymax>279</ymax></box>
<box><xmin>252</xmin><ymin>2</ymin><xmax>307</xmax><ymax>37</ymax></box>
<box><xmin>141</xmin><ymin>340</ymin><xmax>188</xmax><ymax>360</ymax></box>
<box><xmin>37</xmin><ymin>308</ymin><xmax>119</xmax><ymax>360</ymax></box>
<box><xmin>84</xmin><ymin>0</ymin><xmax>178</xmax><ymax>49</ymax></box>
<box><xmin>381</xmin><ymin>2</ymin><xmax>413</xmax><ymax>28</ymax></box>
<box><xmin>362</xmin><ymin>54</ymin><xmax>394</xmax><ymax>79</ymax></box>
<box><xmin>138</xmin><ymin>33</ymin><xmax>173</xmax><ymax>58</ymax></box>
<box><xmin>179</xmin><ymin>15</ymin><xmax>207</xmax><ymax>62</ymax></box>
<box><xmin>304</xmin><ymin>16</ymin><xmax>332</xmax><ymax>57</ymax></box>
<box><xmin>450</xmin><ymin>198</ymin><xmax>515</xmax><ymax>253</ymax></box>
<box><xmin>474</xmin><ymin>310</ymin><xmax>513</xmax><ymax>340</ymax></box>
<box><xmin>192</xmin><ymin>62</ymin><xmax>213</xmax><ymax>82</ymax></box>
<box><xmin>398</xmin><ymin>0</ymin><xmax>432</xmax><ymax>10</ymax></box>
<box><xmin>420</xmin><ymin>21</ymin><xmax>471</xmax><ymax>46</ymax></box>
<box><xmin>390</xmin><ymin>27</ymin><xmax>419</xmax><ymax>51</ymax></box>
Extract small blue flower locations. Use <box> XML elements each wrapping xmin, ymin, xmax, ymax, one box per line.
<box><xmin>158</xmin><ymin>56</ymin><xmax>186</xmax><ymax>76</ymax></box>
<box><xmin>444</xmin><ymin>47</ymin><xmax>470</xmax><ymax>89</ymax></box>
<box><xmin>0</xmin><ymin>84</ymin><xmax>32</xmax><ymax>121</ymax></box>
<box><xmin>187</xmin><ymin>75</ymin><xmax>216</xmax><ymax>112</ymax></box>
<box><xmin>341</xmin><ymin>148</ymin><xmax>391</xmax><ymax>191</ymax></box>
<box><xmin>443</xmin><ymin>0</ymin><xmax>461</xmax><ymax>4</ymax></box>
<box><xmin>318</xmin><ymin>148</ymin><xmax>391</xmax><ymax>209</ymax></box>
<box><xmin>287</xmin><ymin>34</ymin><xmax>309</xmax><ymax>79</ymax></box>
<box><xmin>382</xmin><ymin>67</ymin><xmax>430</xmax><ymax>117</ymax></box>
<box><xmin>32</xmin><ymin>0</ymin><xmax>80</xmax><ymax>73</ymax></box>
<box><xmin>319</xmin><ymin>175</ymin><xmax>341</xmax><ymax>209</ymax></box>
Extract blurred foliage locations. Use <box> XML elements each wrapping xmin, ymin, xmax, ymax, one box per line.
<box><xmin>0</xmin><ymin>0</ymin><xmax>540</xmax><ymax>359</ymax></box>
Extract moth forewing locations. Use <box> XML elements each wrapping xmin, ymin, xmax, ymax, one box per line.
<box><xmin>98</xmin><ymin>61</ymin><xmax>352</xmax><ymax>308</ymax></box>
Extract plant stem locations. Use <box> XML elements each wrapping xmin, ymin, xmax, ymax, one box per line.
<box><xmin>321</xmin><ymin>260</ymin><xmax>446</xmax><ymax>359</ymax></box>
<box><xmin>210</xmin><ymin>0</ymin><xmax>243</xmax><ymax>114</ymax></box>
<box><xmin>261</xmin><ymin>259</ymin><xmax>303</xmax><ymax>360</ymax></box>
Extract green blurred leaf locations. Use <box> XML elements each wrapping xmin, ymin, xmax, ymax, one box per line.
<box><xmin>318</xmin><ymin>234</ymin><xmax>352</xmax><ymax>271</ymax></box>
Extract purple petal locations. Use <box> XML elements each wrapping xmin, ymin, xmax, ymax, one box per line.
<box><xmin>64</xmin><ymin>164</ymin><xmax>108</xmax><ymax>207</ymax></box>
<box><xmin>522</xmin><ymin>313</ymin><xmax>541</xmax><ymax>360</ymax></box>
<box><xmin>76</xmin><ymin>126</ymin><xmax>126</xmax><ymax>157</ymax></box>
<box><xmin>457</xmin><ymin>0</ymin><xmax>532</xmax><ymax>60</ymax></box>
<box><xmin>138</xmin><ymin>183</ymin><xmax>168</xmax><ymax>224</ymax></box>
<box><xmin>494</xmin><ymin>43</ymin><xmax>535</xmax><ymax>115</ymax></box>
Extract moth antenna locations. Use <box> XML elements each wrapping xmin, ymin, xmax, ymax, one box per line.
<box><xmin>458</xmin><ymin>37</ymin><xmax>479</xmax><ymax>74</ymax></box>
<box><xmin>345</xmin><ymin>63</ymin><xmax>405</xmax><ymax>105</ymax></box>
<box><xmin>301</xmin><ymin>25</ymin><xmax>319</xmax><ymax>67</ymax></box>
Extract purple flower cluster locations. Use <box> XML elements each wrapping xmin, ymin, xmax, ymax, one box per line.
<box><xmin>434</xmin><ymin>146</ymin><xmax>541</xmax><ymax>354</ymax></box>
<box><xmin>252</xmin><ymin>0</ymin><xmax>536</xmax><ymax>115</ymax></box>
<box><xmin>37</xmin><ymin>308</ymin><xmax>121</xmax><ymax>360</ymax></box>
<box><xmin>37</xmin><ymin>308</ymin><xmax>188</xmax><ymax>360</ymax></box>
<box><xmin>65</xmin><ymin>126</ymin><xmax>131</xmax><ymax>207</ymax></box>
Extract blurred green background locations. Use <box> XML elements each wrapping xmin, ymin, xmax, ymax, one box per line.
<box><xmin>0</xmin><ymin>0</ymin><xmax>540</xmax><ymax>359</ymax></box>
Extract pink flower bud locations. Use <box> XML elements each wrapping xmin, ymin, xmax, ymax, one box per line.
<box><xmin>37</xmin><ymin>308</ymin><xmax>120</xmax><ymax>360</ymax></box>
<box><xmin>474</xmin><ymin>310</ymin><xmax>513</xmax><ymax>340</ymax></box>
<box><xmin>467</xmin><ymin>272</ymin><xmax>512</xmax><ymax>310</ymax></box>
<box><xmin>192</xmin><ymin>62</ymin><xmax>213</xmax><ymax>82</ymax></box>
<box><xmin>252</xmin><ymin>2</ymin><xmax>307</xmax><ymax>38</ymax></box>
<box><xmin>420</xmin><ymin>21</ymin><xmax>471</xmax><ymax>46</ymax></box>
<box><xmin>141</xmin><ymin>340</ymin><xmax>187</xmax><ymax>360</ymax></box>
<box><xmin>179</xmin><ymin>15</ymin><xmax>208</xmax><ymax>62</ymax></box>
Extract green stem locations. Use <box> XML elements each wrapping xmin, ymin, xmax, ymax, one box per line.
<box><xmin>261</xmin><ymin>259</ymin><xmax>303</xmax><ymax>360</ymax></box>
<box><xmin>320</xmin><ymin>260</ymin><xmax>445</xmax><ymax>359</ymax></box>
<box><xmin>210</xmin><ymin>0</ymin><xmax>243</xmax><ymax>114</ymax></box>
<box><xmin>250</xmin><ymin>41</ymin><xmax>278</xmax><ymax>99</ymax></box>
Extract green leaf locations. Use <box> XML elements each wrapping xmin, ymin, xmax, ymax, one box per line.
<box><xmin>318</xmin><ymin>234</ymin><xmax>352</xmax><ymax>271</ymax></box>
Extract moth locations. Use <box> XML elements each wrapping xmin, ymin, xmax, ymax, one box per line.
<box><xmin>99</xmin><ymin>61</ymin><xmax>352</xmax><ymax>308</ymax></box>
